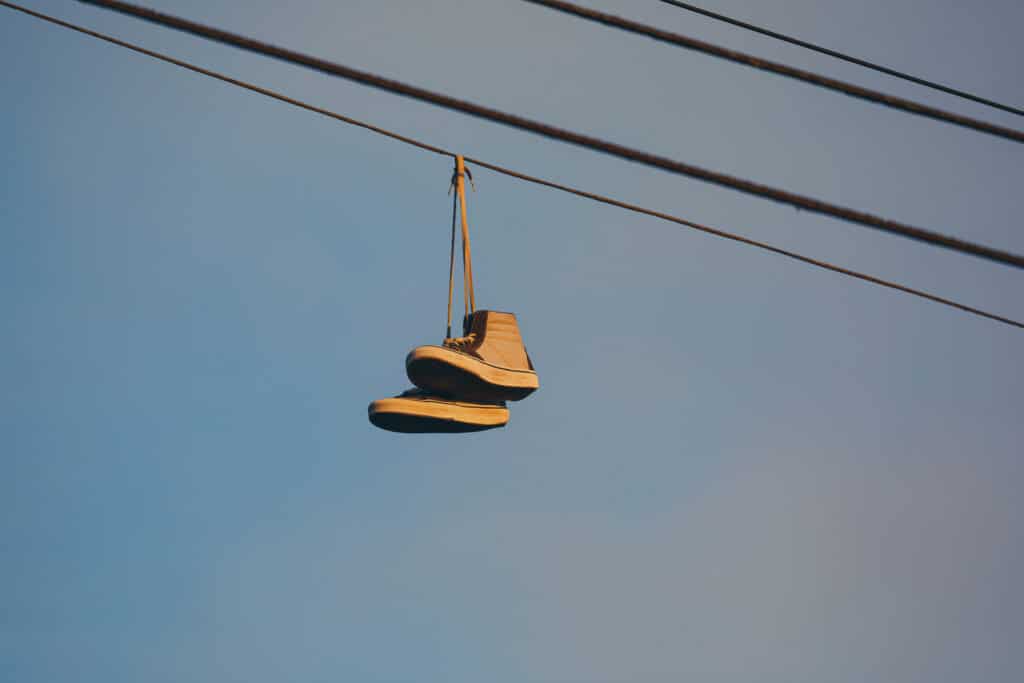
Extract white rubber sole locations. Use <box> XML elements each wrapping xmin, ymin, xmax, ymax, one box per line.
<box><xmin>406</xmin><ymin>346</ymin><xmax>539</xmax><ymax>402</ymax></box>
<box><xmin>368</xmin><ymin>395</ymin><xmax>509</xmax><ymax>433</ymax></box>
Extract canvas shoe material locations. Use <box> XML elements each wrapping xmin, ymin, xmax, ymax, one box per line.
<box><xmin>368</xmin><ymin>388</ymin><xmax>509</xmax><ymax>433</ymax></box>
<box><xmin>406</xmin><ymin>310</ymin><xmax>539</xmax><ymax>403</ymax></box>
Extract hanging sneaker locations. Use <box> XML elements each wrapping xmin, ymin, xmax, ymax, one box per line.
<box><xmin>368</xmin><ymin>388</ymin><xmax>509</xmax><ymax>433</ymax></box>
<box><xmin>406</xmin><ymin>310</ymin><xmax>539</xmax><ymax>403</ymax></box>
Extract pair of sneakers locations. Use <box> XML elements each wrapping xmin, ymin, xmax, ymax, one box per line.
<box><xmin>368</xmin><ymin>310</ymin><xmax>538</xmax><ymax>433</ymax></box>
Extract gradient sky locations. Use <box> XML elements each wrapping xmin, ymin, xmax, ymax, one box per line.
<box><xmin>3</xmin><ymin>1</ymin><xmax>1022</xmax><ymax>681</ymax></box>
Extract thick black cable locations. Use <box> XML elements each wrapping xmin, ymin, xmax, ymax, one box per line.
<box><xmin>519</xmin><ymin>0</ymin><xmax>1024</xmax><ymax>144</ymax></box>
<box><xmin>2</xmin><ymin>1</ymin><xmax>1020</xmax><ymax>330</ymax></box>
<box><xmin>65</xmin><ymin>0</ymin><xmax>1024</xmax><ymax>270</ymax></box>
<box><xmin>656</xmin><ymin>0</ymin><xmax>1024</xmax><ymax>118</ymax></box>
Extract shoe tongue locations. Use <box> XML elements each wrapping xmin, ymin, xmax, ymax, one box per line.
<box><xmin>462</xmin><ymin>310</ymin><xmax>479</xmax><ymax>337</ymax></box>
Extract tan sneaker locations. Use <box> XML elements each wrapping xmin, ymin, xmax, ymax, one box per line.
<box><xmin>406</xmin><ymin>310</ymin><xmax>539</xmax><ymax>403</ymax></box>
<box><xmin>368</xmin><ymin>388</ymin><xmax>509</xmax><ymax>433</ymax></box>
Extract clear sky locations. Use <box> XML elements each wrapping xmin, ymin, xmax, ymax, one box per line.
<box><xmin>3</xmin><ymin>1</ymin><xmax>1022</xmax><ymax>681</ymax></box>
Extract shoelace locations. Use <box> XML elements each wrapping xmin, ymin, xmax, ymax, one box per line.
<box><xmin>443</xmin><ymin>333</ymin><xmax>477</xmax><ymax>350</ymax></box>
<box><xmin>445</xmin><ymin>155</ymin><xmax>475</xmax><ymax>339</ymax></box>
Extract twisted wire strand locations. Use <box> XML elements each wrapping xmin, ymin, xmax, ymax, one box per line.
<box><xmin>64</xmin><ymin>0</ymin><xmax>1024</xmax><ymax>270</ymax></box>
<box><xmin>3</xmin><ymin>0</ymin><xmax>1020</xmax><ymax>330</ymax></box>
<box><xmin>655</xmin><ymin>0</ymin><xmax>1024</xmax><ymax>117</ymax></box>
<box><xmin>521</xmin><ymin>0</ymin><xmax>1024</xmax><ymax>143</ymax></box>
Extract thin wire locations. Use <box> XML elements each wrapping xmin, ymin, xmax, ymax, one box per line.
<box><xmin>3</xmin><ymin>3</ymin><xmax>451</xmax><ymax>157</ymax></box>
<box><xmin>2</xmin><ymin>1</ymin><xmax>1020</xmax><ymax>331</ymax></box>
<box><xmin>518</xmin><ymin>0</ymin><xmax>1024</xmax><ymax>144</ymax></box>
<box><xmin>464</xmin><ymin>158</ymin><xmax>1024</xmax><ymax>330</ymax></box>
<box><xmin>656</xmin><ymin>0</ymin><xmax>1024</xmax><ymax>118</ymax></box>
<box><xmin>67</xmin><ymin>0</ymin><xmax>1024</xmax><ymax>271</ymax></box>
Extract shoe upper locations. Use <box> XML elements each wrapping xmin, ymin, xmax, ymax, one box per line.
<box><xmin>443</xmin><ymin>310</ymin><xmax>534</xmax><ymax>373</ymax></box>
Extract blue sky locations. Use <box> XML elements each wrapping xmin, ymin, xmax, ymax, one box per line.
<box><xmin>3</xmin><ymin>1</ymin><xmax>1022</xmax><ymax>681</ymax></box>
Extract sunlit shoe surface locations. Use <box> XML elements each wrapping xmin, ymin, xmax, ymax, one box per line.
<box><xmin>368</xmin><ymin>388</ymin><xmax>509</xmax><ymax>433</ymax></box>
<box><xmin>406</xmin><ymin>310</ymin><xmax>539</xmax><ymax>403</ymax></box>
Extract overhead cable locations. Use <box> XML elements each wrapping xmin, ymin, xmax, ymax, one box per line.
<box><xmin>3</xmin><ymin>1</ymin><xmax>1020</xmax><ymax>330</ymax></box>
<box><xmin>66</xmin><ymin>0</ymin><xmax>1024</xmax><ymax>270</ymax></box>
<box><xmin>518</xmin><ymin>0</ymin><xmax>1024</xmax><ymax>145</ymax></box>
<box><xmin>655</xmin><ymin>0</ymin><xmax>1024</xmax><ymax>118</ymax></box>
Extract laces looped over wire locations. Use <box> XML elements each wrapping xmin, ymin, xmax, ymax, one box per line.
<box><xmin>445</xmin><ymin>155</ymin><xmax>476</xmax><ymax>341</ymax></box>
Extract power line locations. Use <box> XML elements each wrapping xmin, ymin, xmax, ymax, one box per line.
<box><xmin>68</xmin><ymin>0</ymin><xmax>1024</xmax><ymax>271</ymax></box>
<box><xmin>467</xmin><ymin>159</ymin><xmax>1024</xmax><ymax>330</ymax></box>
<box><xmin>519</xmin><ymin>0</ymin><xmax>1024</xmax><ymax>145</ymax></box>
<box><xmin>2</xmin><ymin>1</ymin><xmax>1020</xmax><ymax>331</ymax></box>
<box><xmin>656</xmin><ymin>0</ymin><xmax>1024</xmax><ymax>118</ymax></box>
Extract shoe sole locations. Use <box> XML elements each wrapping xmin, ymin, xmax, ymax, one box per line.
<box><xmin>406</xmin><ymin>346</ymin><xmax>539</xmax><ymax>402</ymax></box>
<box><xmin>368</xmin><ymin>396</ymin><xmax>509</xmax><ymax>433</ymax></box>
